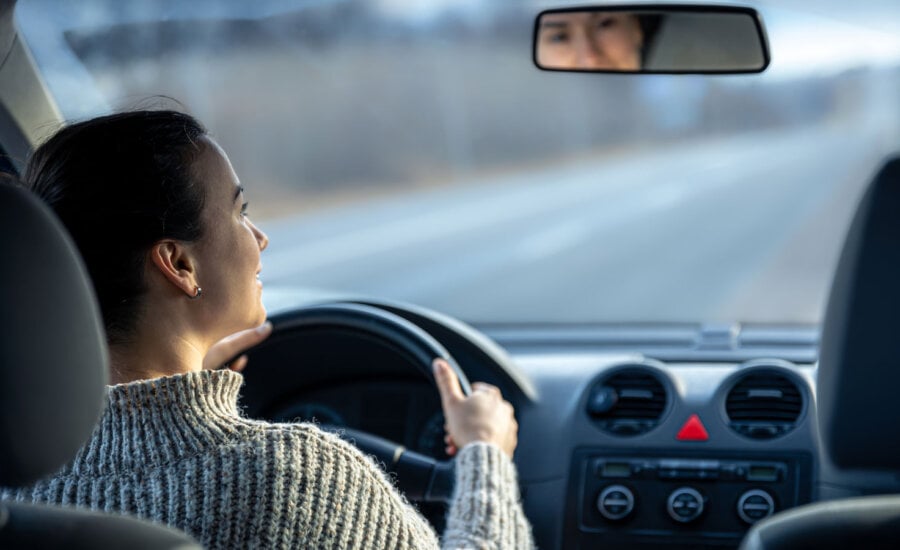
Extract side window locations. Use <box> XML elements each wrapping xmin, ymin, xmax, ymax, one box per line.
<box><xmin>0</xmin><ymin>144</ymin><xmax>18</xmax><ymax>178</ymax></box>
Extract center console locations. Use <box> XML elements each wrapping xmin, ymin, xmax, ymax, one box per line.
<box><xmin>564</xmin><ymin>449</ymin><xmax>813</xmax><ymax>548</ymax></box>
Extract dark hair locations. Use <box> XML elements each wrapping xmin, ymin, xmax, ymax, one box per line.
<box><xmin>638</xmin><ymin>15</ymin><xmax>663</xmax><ymax>67</ymax></box>
<box><xmin>0</xmin><ymin>171</ymin><xmax>20</xmax><ymax>188</ymax></box>
<box><xmin>25</xmin><ymin>110</ymin><xmax>208</xmax><ymax>344</ymax></box>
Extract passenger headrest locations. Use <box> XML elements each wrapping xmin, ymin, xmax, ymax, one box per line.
<box><xmin>0</xmin><ymin>183</ymin><xmax>108</xmax><ymax>486</ymax></box>
<box><xmin>818</xmin><ymin>157</ymin><xmax>900</xmax><ymax>470</ymax></box>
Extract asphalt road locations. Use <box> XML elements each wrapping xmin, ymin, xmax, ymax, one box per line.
<box><xmin>259</xmin><ymin>121</ymin><xmax>890</xmax><ymax>324</ymax></box>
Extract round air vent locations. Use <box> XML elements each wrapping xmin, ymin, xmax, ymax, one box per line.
<box><xmin>587</xmin><ymin>367</ymin><xmax>668</xmax><ymax>436</ymax></box>
<box><xmin>726</xmin><ymin>369</ymin><xmax>803</xmax><ymax>439</ymax></box>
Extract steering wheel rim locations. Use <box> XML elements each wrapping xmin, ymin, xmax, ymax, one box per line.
<box><xmin>262</xmin><ymin>302</ymin><xmax>472</xmax><ymax>395</ymax></box>
<box><xmin>240</xmin><ymin>302</ymin><xmax>471</xmax><ymax>503</ymax></box>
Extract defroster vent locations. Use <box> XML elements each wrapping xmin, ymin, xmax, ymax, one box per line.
<box><xmin>587</xmin><ymin>367</ymin><xmax>668</xmax><ymax>436</ymax></box>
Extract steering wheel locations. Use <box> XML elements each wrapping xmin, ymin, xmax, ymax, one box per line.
<box><xmin>239</xmin><ymin>302</ymin><xmax>473</xmax><ymax>503</ymax></box>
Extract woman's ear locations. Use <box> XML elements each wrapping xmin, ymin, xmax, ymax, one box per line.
<box><xmin>148</xmin><ymin>240</ymin><xmax>199</xmax><ymax>297</ymax></box>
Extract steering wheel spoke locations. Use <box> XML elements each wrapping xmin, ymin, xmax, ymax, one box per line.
<box><xmin>339</xmin><ymin>428</ymin><xmax>455</xmax><ymax>503</ymax></box>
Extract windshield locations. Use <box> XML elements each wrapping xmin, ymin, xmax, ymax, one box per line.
<box><xmin>16</xmin><ymin>0</ymin><xmax>900</xmax><ymax>324</ymax></box>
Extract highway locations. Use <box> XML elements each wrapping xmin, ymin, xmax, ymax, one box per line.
<box><xmin>259</xmin><ymin>122</ymin><xmax>890</xmax><ymax>324</ymax></box>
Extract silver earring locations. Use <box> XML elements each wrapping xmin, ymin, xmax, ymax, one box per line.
<box><xmin>188</xmin><ymin>286</ymin><xmax>202</xmax><ymax>300</ymax></box>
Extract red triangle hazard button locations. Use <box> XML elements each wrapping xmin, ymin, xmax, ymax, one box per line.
<box><xmin>676</xmin><ymin>414</ymin><xmax>709</xmax><ymax>441</ymax></box>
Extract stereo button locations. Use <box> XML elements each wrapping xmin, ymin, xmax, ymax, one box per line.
<box><xmin>667</xmin><ymin>487</ymin><xmax>705</xmax><ymax>523</ymax></box>
<box><xmin>737</xmin><ymin>490</ymin><xmax>775</xmax><ymax>524</ymax></box>
<box><xmin>597</xmin><ymin>485</ymin><xmax>635</xmax><ymax>521</ymax></box>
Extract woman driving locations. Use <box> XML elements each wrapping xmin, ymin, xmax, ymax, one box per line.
<box><xmin>0</xmin><ymin>110</ymin><xmax>533</xmax><ymax>549</ymax></box>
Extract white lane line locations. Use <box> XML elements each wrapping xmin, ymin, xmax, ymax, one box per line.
<box><xmin>262</xmin><ymin>125</ymin><xmax>842</xmax><ymax>278</ymax></box>
<box><xmin>646</xmin><ymin>184</ymin><xmax>690</xmax><ymax>209</ymax></box>
<box><xmin>262</xmin><ymin>173</ymin><xmax>636</xmax><ymax>276</ymax></box>
<box><xmin>514</xmin><ymin>219</ymin><xmax>594</xmax><ymax>262</ymax></box>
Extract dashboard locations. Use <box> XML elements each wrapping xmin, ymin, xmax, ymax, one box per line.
<box><xmin>240</xmin><ymin>298</ymin><xmax>835</xmax><ymax>550</ymax></box>
<box><xmin>509</xmin><ymin>351</ymin><xmax>817</xmax><ymax>549</ymax></box>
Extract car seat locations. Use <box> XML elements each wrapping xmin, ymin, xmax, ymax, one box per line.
<box><xmin>740</xmin><ymin>158</ymin><xmax>900</xmax><ymax>549</ymax></box>
<box><xmin>0</xmin><ymin>182</ymin><xmax>200</xmax><ymax>549</ymax></box>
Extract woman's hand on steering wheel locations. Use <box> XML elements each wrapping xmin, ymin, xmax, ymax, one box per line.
<box><xmin>234</xmin><ymin>303</ymin><xmax>511</xmax><ymax>503</ymax></box>
<box><xmin>433</xmin><ymin>358</ymin><xmax>519</xmax><ymax>459</ymax></box>
<box><xmin>203</xmin><ymin>322</ymin><xmax>273</xmax><ymax>372</ymax></box>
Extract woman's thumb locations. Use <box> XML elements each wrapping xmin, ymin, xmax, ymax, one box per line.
<box><xmin>433</xmin><ymin>358</ymin><xmax>464</xmax><ymax>406</ymax></box>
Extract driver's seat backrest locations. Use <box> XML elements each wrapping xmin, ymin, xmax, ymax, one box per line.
<box><xmin>0</xmin><ymin>181</ymin><xmax>200</xmax><ymax>549</ymax></box>
<box><xmin>817</xmin><ymin>156</ymin><xmax>900</xmax><ymax>469</ymax></box>
<box><xmin>742</xmin><ymin>156</ymin><xmax>900</xmax><ymax>548</ymax></box>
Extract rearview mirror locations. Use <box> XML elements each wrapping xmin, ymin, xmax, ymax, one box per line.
<box><xmin>534</xmin><ymin>5</ymin><xmax>770</xmax><ymax>74</ymax></box>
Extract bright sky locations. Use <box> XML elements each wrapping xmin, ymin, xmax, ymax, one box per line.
<box><xmin>762</xmin><ymin>5</ymin><xmax>900</xmax><ymax>78</ymax></box>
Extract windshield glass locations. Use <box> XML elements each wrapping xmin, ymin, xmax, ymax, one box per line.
<box><xmin>16</xmin><ymin>0</ymin><xmax>900</xmax><ymax>324</ymax></box>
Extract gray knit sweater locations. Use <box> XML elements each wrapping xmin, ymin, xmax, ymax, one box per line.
<box><xmin>1</xmin><ymin>370</ymin><xmax>533</xmax><ymax>549</ymax></box>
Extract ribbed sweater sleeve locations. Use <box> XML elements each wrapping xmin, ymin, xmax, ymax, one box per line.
<box><xmin>444</xmin><ymin>443</ymin><xmax>533</xmax><ymax>549</ymax></box>
<box><xmin>0</xmin><ymin>370</ymin><xmax>534</xmax><ymax>549</ymax></box>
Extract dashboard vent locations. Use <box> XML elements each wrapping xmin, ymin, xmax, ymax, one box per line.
<box><xmin>726</xmin><ymin>370</ymin><xmax>803</xmax><ymax>439</ymax></box>
<box><xmin>587</xmin><ymin>368</ymin><xmax>667</xmax><ymax>436</ymax></box>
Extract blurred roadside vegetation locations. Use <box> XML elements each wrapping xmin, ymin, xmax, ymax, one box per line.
<box><xmin>62</xmin><ymin>0</ymin><xmax>896</xmax><ymax>218</ymax></box>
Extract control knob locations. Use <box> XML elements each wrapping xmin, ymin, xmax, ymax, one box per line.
<box><xmin>667</xmin><ymin>487</ymin><xmax>704</xmax><ymax>523</ymax></box>
<box><xmin>596</xmin><ymin>484</ymin><xmax>635</xmax><ymax>521</ymax></box>
<box><xmin>737</xmin><ymin>489</ymin><xmax>775</xmax><ymax>524</ymax></box>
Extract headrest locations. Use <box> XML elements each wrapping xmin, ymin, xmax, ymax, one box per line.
<box><xmin>0</xmin><ymin>183</ymin><xmax>108</xmax><ymax>486</ymax></box>
<box><xmin>818</xmin><ymin>157</ymin><xmax>900</xmax><ymax>470</ymax></box>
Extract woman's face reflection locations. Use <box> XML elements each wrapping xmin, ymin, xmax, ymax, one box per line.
<box><xmin>538</xmin><ymin>11</ymin><xmax>644</xmax><ymax>71</ymax></box>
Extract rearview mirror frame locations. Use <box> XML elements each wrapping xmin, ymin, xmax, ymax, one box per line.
<box><xmin>533</xmin><ymin>4</ymin><xmax>771</xmax><ymax>74</ymax></box>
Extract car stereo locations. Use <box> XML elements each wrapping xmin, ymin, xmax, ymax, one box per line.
<box><xmin>564</xmin><ymin>449</ymin><xmax>813</xmax><ymax>548</ymax></box>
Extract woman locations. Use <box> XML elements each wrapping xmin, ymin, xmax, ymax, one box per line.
<box><xmin>537</xmin><ymin>11</ymin><xmax>660</xmax><ymax>71</ymax></box>
<box><xmin>1</xmin><ymin>110</ymin><xmax>533</xmax><ymax>549</ymax></box>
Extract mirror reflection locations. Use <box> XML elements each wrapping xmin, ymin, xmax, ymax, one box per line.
<box><xmin>535</xmin><ymin>8</ymin><xmax>768</xmax><ymax>73</ymax></box>
<box><xmin>537</xmin><ymin>11</ymin><xmax>654</xmax><ymax>71</ymax></box>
